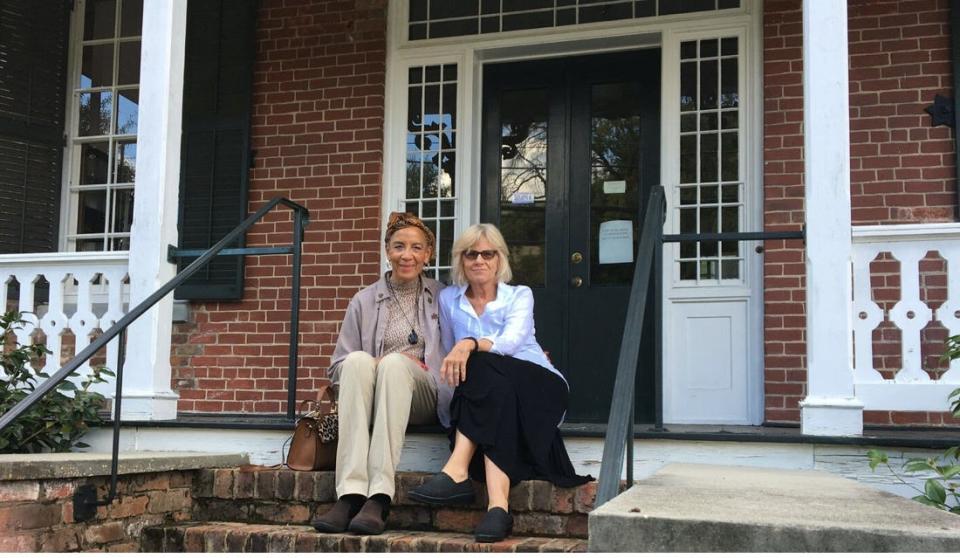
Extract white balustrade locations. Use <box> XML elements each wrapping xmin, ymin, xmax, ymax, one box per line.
<box><xmin>0</xmin><ymin>252</ymin><xmax>129</xmax><ymax>397</ymax></box>
<box><xmin>852</xmin><ymin>224</ymin><xmax>960</xmax><ymax>411</ymax></box>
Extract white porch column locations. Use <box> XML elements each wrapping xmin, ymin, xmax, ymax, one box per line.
<box><xmin>799</xmin><ymin>0</ymin><xmax>863</xmax><ymax>436</ymax></box>
<box><xmin>122</xmin><ymin>0</ymin><xmax>187</xmax><ymax>420</ymax></box>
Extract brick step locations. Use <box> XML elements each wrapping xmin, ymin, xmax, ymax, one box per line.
<box><xmin>193</xmin><ymin>468</ymin><xmax>599</xmax><ymax>538</ymax></box>
<box><xmin>141</xmin><ymin>522</ymin><xmax>587</xmax><ymax>553</ymax></box>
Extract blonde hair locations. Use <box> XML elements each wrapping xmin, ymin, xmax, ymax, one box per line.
<box><xmin>450</xmin><ymin>223</ymin><xmax>512</xmax><ymax>286</ymax></box>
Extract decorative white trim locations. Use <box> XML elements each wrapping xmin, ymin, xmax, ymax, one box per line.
<box><xmin>853</xmin><ymin>222</ymin><xmax>960</xmax><ymax>244</ymax></box>
<box><xmin>800</xmin><ymin>397</ymin><xmax>864</xmax><ymax>437</ymax></box>
<box><xmin>0</xmin><ymin>252</ymin><xmax>129</xmax><ymax>265</ymax></box>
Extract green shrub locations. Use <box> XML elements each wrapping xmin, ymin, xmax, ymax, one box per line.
<box><xmin>0</xmin><ymin>310</ymin><xmax>114</xmax><ymax>453</ymax></box>
<box><xmin>867</xmin><ymin>379</ymin><xmax>960</xmax><ymax>514</ymax></box>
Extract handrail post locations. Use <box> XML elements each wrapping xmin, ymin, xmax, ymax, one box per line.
<box><xmin>105</xmin><ymin>328</ymin><xmax>126</xmax><ymax>505</ymax></box>
<box><xmin>286</xmin><ymin>208</ymin><xmax>305</xmax><ymax>420</ymax></box>
<box><xmin>654</xmin><ymin>193</ymin><xmax>665</xmax><ymax>431</ymax></box>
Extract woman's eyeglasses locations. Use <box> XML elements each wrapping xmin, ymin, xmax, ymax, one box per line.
<box><xmin>463</xmin><ymin>250</ymin><xmax>498</xmax><ymax>261</ymax></box>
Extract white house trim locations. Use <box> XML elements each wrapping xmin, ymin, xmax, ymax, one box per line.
<box><xmin>799</xmin><ymin>0</ymin><xmax>863</xmax><ymax>436</ymax></box>
<box><xmin>121</xmin><ymin>0</ymin><xmax>187</xmax><ymax>421</ymax></box>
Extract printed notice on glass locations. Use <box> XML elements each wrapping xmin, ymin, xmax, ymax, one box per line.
<box><xmin>512</xmin><ymin>191</ymin><xmax>535</xmax><ymax>205</ymax></box>
<box><xmin>598</xmin><ymin>220</ymin><xmax>633</xmax><ymax>264</ymax></box>
<box><xmin>603</xmin><ymin>180</ymin><xmax>626</xmax><ymax>194</ymax></box>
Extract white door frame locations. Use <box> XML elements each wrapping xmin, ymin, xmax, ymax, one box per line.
<box><xmin>383</xmin><ymin>0</ymin><xmax>765</xmax><ymax>425</ymax></box>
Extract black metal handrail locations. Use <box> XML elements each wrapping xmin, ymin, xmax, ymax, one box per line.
<box><xmin>595</xmin><ymin>185</ymin><xmax>805</xmax><ymax>506</ymax></box>
<box><xmin>0</xmin><ymin>196</ymin><xmax>309</xmax><ymax>518</ymax></box>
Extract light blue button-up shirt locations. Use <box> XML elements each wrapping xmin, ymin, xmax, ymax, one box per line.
<box><xmin>438</xmin><ymin>282</ymin><xmax>567</xmax><ymax>388</ymax></box>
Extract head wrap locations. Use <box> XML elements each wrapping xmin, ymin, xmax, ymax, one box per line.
<box><xmin>384</xmin><ymin>211</ymin><xmax>436</xmax><ymax>249</ymax></box>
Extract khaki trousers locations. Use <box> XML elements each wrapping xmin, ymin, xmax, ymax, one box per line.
<box><xmin>336</xmin><ymin>351</ymin><xmax>437</xmax><ymax>499</ymax></box>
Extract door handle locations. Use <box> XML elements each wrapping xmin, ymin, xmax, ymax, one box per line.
<box><xmin>570</xmin><ymin>276</ymin><xmax>583</xmax><ymax>288</ymax></box>
<box><xmin>570</xmin><ymin>251</ymin><xmax>583</xmax><ymax>264</ymax></box>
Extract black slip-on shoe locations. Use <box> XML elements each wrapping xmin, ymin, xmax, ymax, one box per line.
<box><xmin>347</xmin><ymin>497</ymin><xmax>390</xmax><ymax>535</ymax></box>
<box><xmin>311</xmin><ymin>495</ymin><xmax>365</xmax><ymax>533</ymax></box>
<box><xmin>474</xmin><ymin>507</ymin><xmax>513</xmax><ymax>543</ymax></box>
<box><xmin>407</xmin><ymin>472</ymin><xmax>476</xmax><ymax>505</ymax></box>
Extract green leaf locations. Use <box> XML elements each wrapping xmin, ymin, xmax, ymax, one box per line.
<box><xmin>940</xmin><ymin>465</ymin><xmax>960</xmax><ymax>480</ymax></box>
<box><xmin>867</xmin><ymin>449</ymin><xmax>888</xmax><ymax>471</ymax></box>
<box><xmin>926</xmin><ymin>479</ymin><xmax>947</xmax><ymax>505</ymax></box>
<box><xmin>904</xmin><ymin>459</ymin><xmax>937</xmax><ymax>473</ymax></box>
<box><xmin>913</xmin><ymin>495</ymin><xmax>939</xmax><ymax>508</ymax></box>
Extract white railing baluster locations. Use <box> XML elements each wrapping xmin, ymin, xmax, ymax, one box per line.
<box><xmin>69</xmin><ymin>270</ymin><xmax>98</xmax><ymax>378</ymax></box>
<box><xmin>851</xmin><ymin>244</ymin><xmax>883</xmax><ymax>382</ymax></box>
<box><xmin>936</xmin><ymin>246</ymin><xmax>960</xmax><ymax>383</ymax></box>
<box><xmin>887</xmin><ymin>247</ymin><xmax>932</xmax><ymax>383</ymax></box>
<box><xmin>39</xmin><ymin>271</ymin><xmax>68</xmax><ymax>375</ymax></box>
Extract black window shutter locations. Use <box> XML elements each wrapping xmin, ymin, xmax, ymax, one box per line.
<box><xmin>175</xmin><ymin>0</ymin><xmax>258</xmax><ymax>300</ymax></box>
<box><xmin>0</xmin><ymin>0</ymin><xmax>70</xmax><ymax>254</ymax></box>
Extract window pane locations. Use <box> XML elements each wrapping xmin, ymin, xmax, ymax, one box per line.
<box><xmin>116</xmin><ymin>89</ymin><xmax>138</xmax><ymax>134</ymax></box>
<box><xmin>111</xmin><ymin>188</ymin><xmax>134</xmax><ymax>233</ymax></box>
<box><xmin>84</xmin><ymin>0</ymin><xmax>116</xmax><ymax>40</ymax></box>
<box><xmin>114</xmin><ymin>140</ymin><xmax>136</xmax><ymax>183</ymax></box>
<box><xmin>78</xmin><ymin>190</ymin><xmax>107</xmax><ymax>234</ymax></box>
<box><xmin>118</xmin><ymin>41</ymin><xmax>141</xmax><ymax>85</ymax></box>
<box><xmin>120</xmin><ymin>0</ymin><xmax>143</xmax><ymax>37</ymax></box>
<box><xmin>78</xmin><ymin>91</ymin><xmax>113</xmax><ymax>136</ymax></box>
<box><xmin>79</xmin><ymin>142</ymin><xmax>110</xmax><ymax>185</ymax></box>
<box><xmin>81</xmin><ymin>44</ymin><xmax>114</xmax><ymax>88</ymax></box>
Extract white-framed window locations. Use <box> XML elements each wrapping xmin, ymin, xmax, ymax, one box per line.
<box><xmin>675</xmin><ymin>35</ymin><xmax>744</xmax><ymax>284</ymax></box>
<box><xmin>63</xmin><ymin>0</ymin><xmax>143</xmax><ymax>252</ymax></box>
<box><xmin>402</xmin><ymin>62</ymin><xmax>460</xmax><ymax>282</ymax></box>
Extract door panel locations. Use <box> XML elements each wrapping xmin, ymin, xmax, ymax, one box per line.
<box><xmin>483</xmin><ymin>50</ymin><xmax>660</xmax><ymax>423</ymax></box>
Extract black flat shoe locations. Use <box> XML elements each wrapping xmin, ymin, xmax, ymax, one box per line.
<box><xmin>408</xmin><ymin>472</ymin><xmax>476</xmax><ymax>505</ymax></box>
<box><xmin>474</xmin><ymin>507</ymin><xmax>513</xmax><ymax>543</ymax></box>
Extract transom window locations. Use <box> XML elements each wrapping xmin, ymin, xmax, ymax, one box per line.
<box><xmin>66</xmin><ymin>0</ymin><xmax>142</xmax><ymax>252</ymax></box>
<box><xmin>408</xmin><ymin>0</ymin><xmax>741</xmax><ymax>41</ymax></box>
<box><xmin>676</xmin><ymin>36</ymin><xmax>742</xmax><ymax>283</ymax></box>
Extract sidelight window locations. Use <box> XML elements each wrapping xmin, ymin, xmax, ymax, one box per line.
<box><xmin>404</xmin><ymin>63</ymin><xmax>459</xmax><ymax>281</ymax></box>
<box><xmin>677</xmin><ymin>36</ymin><xmax>742</xmax><ymax>282</ymax></box>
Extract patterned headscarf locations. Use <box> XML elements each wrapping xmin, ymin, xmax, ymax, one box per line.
<box><xmin>384</xmin><ymin>211</ymin><xmax>436</xmax><ymax>249</ymax></box>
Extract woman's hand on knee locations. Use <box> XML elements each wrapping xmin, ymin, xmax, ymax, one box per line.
<box><xmin>441</xmin><ymin>340</ymin><xmax>473</xmax><ymax>387</ymax></box>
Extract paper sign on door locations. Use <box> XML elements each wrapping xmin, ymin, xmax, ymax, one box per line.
<box><xmin>598</xmin><ymin>220</ymin><xmax>634</xmax><ymax>264</ymax></box>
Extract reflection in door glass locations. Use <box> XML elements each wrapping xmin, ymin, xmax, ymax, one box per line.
<box><xmin>499</xmin><ymin>89</ymin><xmax>548</xmax><ymax>287</ymax></box>
<box><xmin>591</xmin><ymin>82</ymin><xmax>642</xmax><ymax>285</ymax></box>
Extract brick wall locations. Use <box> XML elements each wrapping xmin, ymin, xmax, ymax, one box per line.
<box><xmin>172</xmin><ymin>0</ymin><xmax>388</xmax><ymax>413</ymax></box>
<box><xmin>763</xmin><ymin>0</ymin><xmax>958</xmax><ymax>425</ymax></box>
<box><xmin>0</xmin><ymin>471</ymin><xmax>193</xmax><ymax>552</ymax></box>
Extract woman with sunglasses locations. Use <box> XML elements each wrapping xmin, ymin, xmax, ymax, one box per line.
<box><xmin>408</xmin><ymin>223</ymin><xmax>592</xmax><ymax>543</ymax></box>
<box><xmin>311</xmin><ymin>212</ymin><xmax>452</xmax><ymax>536</ymax></box>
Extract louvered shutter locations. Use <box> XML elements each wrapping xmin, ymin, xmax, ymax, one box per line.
<box><xmin>0</xmin><ymin>0</ymin><xmax>70</xmax><ymax>254</ymax></box>
<box><xmin>175</xmin><ymin>0</ymin><xmax>257</xmax><ymax>300</ymax></box>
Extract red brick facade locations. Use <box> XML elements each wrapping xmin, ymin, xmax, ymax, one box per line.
<box><xmin>171</xmin><ymin>0</ymin><xmax>388</xmax><ymax>413</ymax></box>
<box><xmin>763</xmin><ymin>0</ymin><xmax>958</xmax><ymax>425</ymax></box>
<box><xmin>168</xmin><ymin>0</ymin><xmax>957</xmax><ymax>426</ymax></box>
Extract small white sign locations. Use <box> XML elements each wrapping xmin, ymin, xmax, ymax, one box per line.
<box><xmin>598</xmin><ymin>220</ymin><xmax>634</xmax><ymax>265</ymax></box>
<box><xmin>512</xmin><ymin>191</ymin><xmax>535</xmax><ymax>205</ymax></box>
<box><xmin>603</xmin><ymin>180</ymin><xmax>626</xmax><ymax>194</ymax></box>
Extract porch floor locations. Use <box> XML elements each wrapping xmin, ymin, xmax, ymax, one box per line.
<box><xmin>113</xmin><ymin>414</ymin><xmax>960</xmax><ymax>449</ymax></box>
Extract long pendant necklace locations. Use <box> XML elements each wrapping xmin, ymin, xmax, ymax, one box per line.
<box><xmin>387</xmin><ymin>276</ymin><xmax>421</xmax><ymax>345</ymax></box>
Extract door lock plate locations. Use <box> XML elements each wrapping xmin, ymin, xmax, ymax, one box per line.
<box><xmin>570</xmin><ymin>251</ymin><xmax>583</xmax><ymax>264</ymax></box>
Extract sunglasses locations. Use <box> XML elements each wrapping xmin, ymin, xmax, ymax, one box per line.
<box><xmin>463</xmin><ymin>250</ymin><xmax>499</xmax><ymax>261</ymax></box>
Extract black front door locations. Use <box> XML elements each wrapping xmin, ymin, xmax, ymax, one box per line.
<box><xmin>481</xmin><ymin>50</ymin><xmax>660</xmax><ymax>423</ymax></box>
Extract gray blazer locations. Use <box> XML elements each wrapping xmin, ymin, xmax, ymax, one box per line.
<box><xmin>328</xmin><ymin>273</ymin><xmax>453</xmax><ymax>428</ymax></box>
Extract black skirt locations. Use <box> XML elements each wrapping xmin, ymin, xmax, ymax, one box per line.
<box><xmin>448</xmin><ymin>352</ymin><xmax>593</xmax><ymax>488</ymax></box>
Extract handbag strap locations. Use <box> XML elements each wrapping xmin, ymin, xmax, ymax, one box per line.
<box><xmin>316</xmin><ymin>384</ymin><xmax>337</xmax><ymax>414</ymax></box>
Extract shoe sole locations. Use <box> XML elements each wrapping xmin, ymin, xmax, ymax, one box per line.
<box><xmin>475</xmin><ymin>529</ymin><xmax>512</xmax><ymax>543</ymax></box>
<box><xmin>407</xmin><ymin>490</ymin><xmax>476</xmax><ymax>505</ymax></box>
<box><xmin>348</xmin><ymin>520</ymin><xmax>385</xmax><ymax>536</ymax></box>
<box><xmin>311</xmin><ymin>521</ymin><xmax>346</xmax><ymax>534</ymax></box>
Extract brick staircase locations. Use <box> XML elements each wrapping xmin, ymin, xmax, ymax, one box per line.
<box><xmin>141</xmin><ymin>466</ymin><xmax>597</xmax><ymax>552</ymax></box>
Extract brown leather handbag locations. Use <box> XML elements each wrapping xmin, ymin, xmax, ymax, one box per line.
<box><xmin>285</xmin><ymin>385</ymin><xmax>338</xmax><ymax>471</ymax></box>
